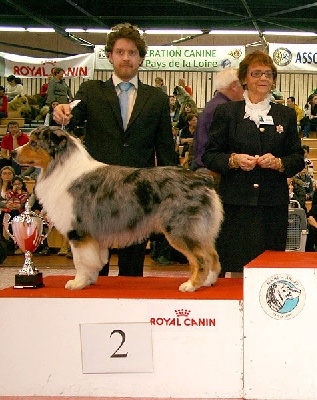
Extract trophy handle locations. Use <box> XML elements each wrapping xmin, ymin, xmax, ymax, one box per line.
<box><xmin>39</xmin><ymin>218</ymin><xmax>53</xmax><ymax>243</ymax></box>
<box><xmin>3</xmin><ymin>215</ymin><xmax>16</xmax><ymax>243</ymax></box>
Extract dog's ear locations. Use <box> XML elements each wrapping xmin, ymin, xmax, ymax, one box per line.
<box><xmin>47</xmin><ymin>127</ymin><xmax>68</xmax><ymax>155</ymax></box>
<box><xmin>33</xmin><ymin>126</ymin><xmax>68</xmax><ymax>156</ymax></box>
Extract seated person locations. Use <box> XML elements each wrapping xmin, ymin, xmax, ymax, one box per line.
<box><xmin>303</xmin><ymin>94</ymin><xmax>317</xmax><ymax>138</ymax></box>
<box><xmin>5</xmin><ymin>75</ymin><xmax>23</xmax><ymax>101</ymax></box>
<box><xmin>5</xmin><ymin>176</ymin><xmax>28</xmax><ymax>218</ymax></box>
<box><xmin>179</xmin><ymin>113</ymin><xmax>197</xmax><ymax>168</ymax></box>
<box><xmin>0</xmin><ymin>121</ymin><xmax>29</xmax><ymax>175</ymax></box>
<box><xmin>295</xmin><ymin>166</ymin><xmax>314</xmax><ymax>201</ymax></box>
<box><xmin>288</xmin><ymin>176</ymin><xmax>306</xmax><ymax>211</ymax></box>
<box><xmin>306</xmin><ymin>190</ymin><xmax>317</xmax><ymax>251</ymax></box>
<box><xmin>179</xmin><ymin>113</ymin><xmax>197</xmax><ymax>155</ymax></box>
<box><xmin>0</xmin><ymin>166</ymin><xmax>15</xmax><ymax>239</ymax></box>
<box><xmin>4</xmin><ymin>176</ymin><xmax>28</xmax><ymax>255</ymax></box>
<box><xmin>286</xmin><ymin>97</ymin><xmax>303</xmax><ymax>133</ymax></box>
<box><xmin>302</xmin><ymin>145</ymin><xmax>314</xmax><ymax>179</ymax></box>
<box><xmin>0</xmin><ymin>85</ymin><xmax>8</xmax><ymax>118</ymax></box>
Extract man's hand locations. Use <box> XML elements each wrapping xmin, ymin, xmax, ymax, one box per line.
<box><xmin>53</xmin><ymin>104</ymin><xmax>72</xmax><ymax>126</ymax></box>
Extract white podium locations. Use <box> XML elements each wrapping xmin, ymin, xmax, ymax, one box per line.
<box><xmin>0</xmin><ymin>275</ymin><xmax>243</xmax><ymax>398</ymax></box>
<box><xmin>244</xmin><ymin>251</ymin><xmax>317</xmax><ymax>400</ymax></box>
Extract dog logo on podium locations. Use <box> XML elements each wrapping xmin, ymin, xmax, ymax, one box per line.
<box><xmin>259</xmin><ymin>274</ymin><xmax>305</xmax><ymax>319</ymax></box>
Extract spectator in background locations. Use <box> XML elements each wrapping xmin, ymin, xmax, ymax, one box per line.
<box><xmin>5</xmin><ymin>176</ymin><xmax>28</xmax><ymax>217</ymax></box>
<box><xmin>46</xmin><ymin>67</ymin><xmax>73</xmax><ymax>105</ymax></box>
<box><xmin>303</xmin><ymin>94</ymin><xmax>317</xmax><ymax>138</ymax></box>
<box><xmin>270</xmin><ymin>83</ymin><xmax>284</xmax><ymax>104</ymax></box>
<box><xmin>288</xmin><ymin>176</ymin><xmax>306</xmax><ymax>211</ymax></box>
<box><xmin>5</xmin><ymin>75</ymin><xmax>23</xmax><ymax>101</ymax></box>
<box><xmin>0</xmin><ymin>166</ymin><xmax>15</xmax><ymax>216</ymax></box>
<box><xmin>44</xmin><ymin>101</ymin><xmax>60</xmax><ymax>126</ymax></box>
<box><xmin>178</xmin><ymin>78</ymin><xmax>193</xmax><ymax>96</ymax></box>
<box><xmin>286</xmin><ymin>96</ymin><xmax>303</xmax><ymax>133</ymax></box>
<box><xmin>0</xmin><ymin>121</ymin><xmax>29</xmax><ymax>174</ymax></box>
<box><xmin>193</xmin><ymin>68</ymin><xmax>244</xmax><ymax>172</ymax></box>
<box><xmin>39</xmin><ymin>74</ymin><xmax>54</xmax><ymax>107</ymax></box>
<box><xmin>5</xmin><ymin>176</ymin><xmax>29</xmax><ymax>255</ymax></box>
<box><xmin>169</xmin><ymin>95</ymin><xmax>180</xmax><ymax>125</ymax></box>
<box><xmin>305</xmin><ymin>190</ymin><xmax>317</xmax><ymax>251</ymax></box>
<box><xmin>295</xmin><ymin>166</ymin><xmax>314</xmax><ymax>201</ymax></box>
<box><xmin>177</xmin><ymin>100</ymin><xmax>198</xmax><ymax>130</ymax></box>
<box><xmin>179</xmin><ymin>113</ymin><xmax>197</xmax><ymax>168</ymax></box>
<box><xmin>302</xmin><ymin>145</ymin><xmax>314</xmax><ymax>180</ymax></box>
<box><xmin>0</xmin><ymin>86</ymin><xmax>8</xmax><ymax>118</ymax></box>
<box><xmin>154</xmin><ymin>77</ymin><xmax>167</xmax><ymax>94</ymax></box>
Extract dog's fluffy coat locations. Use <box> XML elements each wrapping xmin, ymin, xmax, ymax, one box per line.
<box><xmin>13</xmin><ymin>126</ymin><xmax>223</xmax><ymax>292</ymax></box>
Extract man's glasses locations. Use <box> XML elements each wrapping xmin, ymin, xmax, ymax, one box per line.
<box><xmin>250</xmin><ymin>70</ymin><xmax>275</xmax><ymax>78</ymax></box>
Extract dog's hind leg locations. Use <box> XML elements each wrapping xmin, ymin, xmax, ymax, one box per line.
<box><xmin>65</xmin><ymin>237</ymin><xmax>104</xmax><ymax>290</ymax></box>
<box><xmin>201</xmin><ymin>245</ymin><xmax>221</xmax><ymax>287</ymax></box>
<box><xmin>166</xmin><ymin>235</ymin><xmax>220</xmax><ymax>292</ymax></box>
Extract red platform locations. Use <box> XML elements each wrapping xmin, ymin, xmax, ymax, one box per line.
<box><xmin>0</xmin><ymin>275</ymin><xmax>243</xmax><ymax>300</ymax></box>
<box><xmin>245</xmin><ymin>250</ymin><xmax>317</xmax><ymax>269</ymax></box>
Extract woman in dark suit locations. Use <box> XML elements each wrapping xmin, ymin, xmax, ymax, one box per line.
<box><xmin>202</xmin><ymin>50</ymin><xmax>304</xmax><ymax>276</ymax></box>
<box><xmin>53</xmin><ymin>23</ymin><xmax>176</xmax><ymax>277</ymax></box>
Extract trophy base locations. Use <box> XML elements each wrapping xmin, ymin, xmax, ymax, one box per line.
<box><xmin>14</xmin><ymin>272</ymin><xmax>44</xmax><ymax>289</ymax></box>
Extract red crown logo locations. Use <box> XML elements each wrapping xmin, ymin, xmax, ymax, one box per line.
<box><xmin>175</xmin><ymin>309</ymin><xmax>191</xmax><ymax>317</ymax></box>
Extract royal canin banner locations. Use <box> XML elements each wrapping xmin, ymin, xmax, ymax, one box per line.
<box><xmin>269</xmin><ymin>43</ymin><xmax>317</xmax><ymax>72</ymax></box>
<box><xmin>0</xmin><ymin>52</ymin><xmax>95</xmax><ymax>78</ymax></box>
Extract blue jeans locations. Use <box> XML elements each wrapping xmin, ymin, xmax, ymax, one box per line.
<box><xmin>303</xmin><ymin>122</ymin><xmax>317</xmax><ymax>138</ymax></box>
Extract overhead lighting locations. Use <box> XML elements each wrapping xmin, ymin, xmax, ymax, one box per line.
<box><xmin>145</xmin><ymin>29</ymin><xmax>203</xmax><ymax>35</ymax></box>
<box><xmin>86</xmin><ymin>29</ymin><xmax>111</xmax><ymax>33</ymax></box>
<box><xmin>209</xmin><ymin>30</ymin><xmax>258</xmax><ymax>35</ymax></box>
<box><xmin>27</xmin><ymin>27</ymin><xmax>55</xmax><ymax>32</ymax></box>
<box><xmin>263</xmin><ymin>30</ymin><xmax>316</xmax><ymax>37</ymax></box>
<box><xmin>65</xmin><ymin>28</ymin><xmax>86</xmax><ymax>32</ymax></box>
<box><xmin>0</xmin><ymin>27</ymin><xmax>25</xmax><ymax>31</ymax></box>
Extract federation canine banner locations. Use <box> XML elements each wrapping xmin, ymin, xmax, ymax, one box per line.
<box><xmin>0</xmin><ymin>52</ymin><xmax>95</xmax><ymax>78</ymax></box>
<box><xmin>95</xmin><ymin>45</ymin><xmax>245</xmax><ymax>71</ymax></box>
<box><xmin>269</xmin><ymin>43</ymin><xmax>317</xmax><ymax>72</ymax></box>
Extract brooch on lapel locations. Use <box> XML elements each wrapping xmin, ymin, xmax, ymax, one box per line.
<box><xmin>276</xmin><ymin>125</ymin><xmax>284</xmax><ymax>133</ymax></box>
<box><xmin>259</xmin><ymin>127</ymin><xmax>265</xmax><ymax>132</ymax></box>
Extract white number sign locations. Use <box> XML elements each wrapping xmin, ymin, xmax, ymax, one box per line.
<box><xmin>80</xmin><ymin>322</ymin><xmax>153</xmax><ymax>373</ymax></box>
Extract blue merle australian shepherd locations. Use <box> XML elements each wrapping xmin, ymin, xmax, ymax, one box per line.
<box><xmin>12</xmin><ymin>126</ymin><xmax>223</xmax><ymax>292</ymax></box>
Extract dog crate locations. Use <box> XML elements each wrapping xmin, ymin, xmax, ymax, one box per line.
<box><xmin>286</xmin><ymin>200</ymin><xmax>308</xmax><ymax>252</ymax></box>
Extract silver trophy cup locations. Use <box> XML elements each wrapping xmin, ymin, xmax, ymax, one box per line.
<box><xmin>4</xmin><ymin>200</ymin><xmax>52</xmax><ymax>288</ymax></box>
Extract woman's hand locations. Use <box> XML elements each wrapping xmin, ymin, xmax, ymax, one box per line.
<box><xmin>257</xmin><ymin>153</ymin><xmax>281</xmax><ymax>169</ymax></box>
<box><xmin>232</xmin><ymin>153</ymin><xmax>258</xmax><ymax>171</ymax></box>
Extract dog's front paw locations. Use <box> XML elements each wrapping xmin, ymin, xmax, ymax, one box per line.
<box><xmin>179</xmin><ymin>280</ymin><xmax>196</xmax><ymax>292</ymax></box>
<box><xmin>65</xmin><ymin>278</ymin><xmax>88</xmax><ymax>290</ymax></box>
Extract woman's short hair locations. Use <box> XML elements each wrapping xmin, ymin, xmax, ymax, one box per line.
<box><xmin>6</xmin><ymin>75</ymin><xmax>16</xmax><ymax>83</ymax></box>
<box><xmin>105</xmin><ymin>23</ymin><xmax>147</xmax><ymax>59</ymax></box>
<box><xmin>238</xmin><ymin>50</ymin><xmax>277</xmax><ymax>84</ymax></box>
<box><xmin>53</xmin><ymin>67</ymin><xmax>65</xmax><ymax>76</ymax></box>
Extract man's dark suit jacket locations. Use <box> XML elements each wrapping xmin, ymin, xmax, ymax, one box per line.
<box><xmin>202</xmin><ymin>100</ymin><xmax>305</xmax><ymax>207</ymax></box>
<box><xmin>70</xmin><ymin>78</ymin><xmax>176</xmax><ymax>168</ymax></box>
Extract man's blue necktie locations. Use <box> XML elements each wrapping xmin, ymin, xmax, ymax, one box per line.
<box><xmin>118</xmin><ymin>82</ymin><xmax>132</xmax><ymax>130</ymax></box>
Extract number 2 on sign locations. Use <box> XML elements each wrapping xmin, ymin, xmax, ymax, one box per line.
<box><xmin>110</xmin><ymin>329</ymin><xmax>128</xmax><ymax>358</ymax></box>
<box><xmin>80</xmin><ymin>322</ymin><xmax>153</xmax><ymax>373</ymax></box>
